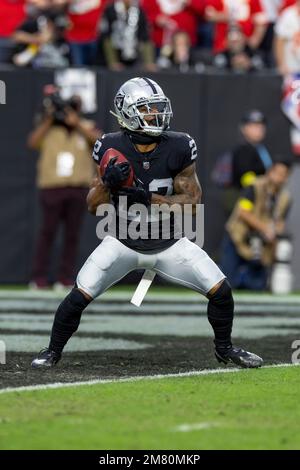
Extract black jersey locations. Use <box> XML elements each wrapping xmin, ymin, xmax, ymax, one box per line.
<box><xmin>92</xmin><ymin>130</ymin><xmax>197</xmax><ymax>253</ymax></box>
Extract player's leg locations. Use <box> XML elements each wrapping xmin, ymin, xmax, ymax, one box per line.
<box><xmin>206</xmin><ymin>280</ymin><xmax>262</xmax><ymax>367</ymax></box>
<box><xmin>31</xmin><ymin>236</ymin><xmax>139</xmax><ymax>368</ymax></box>
<box><xmin>154</xmin><ymin>237</ymin><xmax>263</xmax><ymax>368</ymax></box>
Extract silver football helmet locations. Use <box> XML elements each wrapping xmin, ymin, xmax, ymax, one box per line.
<box><xmin>111</xmin><ymin>77</ymin><xmax>173</xmax><ymax>136</ymax></box>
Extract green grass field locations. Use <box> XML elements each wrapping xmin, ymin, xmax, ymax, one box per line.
<box><xmin>0</xmin><ymin>365</ymin><xmax>299</xmax><ymax>450</ymax></box>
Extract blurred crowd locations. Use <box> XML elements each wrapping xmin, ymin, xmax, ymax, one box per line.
<box><xmin>0</xmin><ymin>0</ymin><xmax>300</xmax><ymax>74</ymax></box>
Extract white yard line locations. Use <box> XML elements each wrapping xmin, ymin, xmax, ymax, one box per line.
<box><xmin>173</xmin><ymin>422</ymin><xmax>219</xmax><ymax>432</ymax></box>
<box><xmin>0</xmin><ymin>363</ymin><xmax>298</xmax><ymax>395</ymax></box>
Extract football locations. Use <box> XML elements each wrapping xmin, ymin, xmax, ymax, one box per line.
<box><xmin>99</xmin><ymin>147</ymin><xmax>134</xmax><ymax>187</ymax></box>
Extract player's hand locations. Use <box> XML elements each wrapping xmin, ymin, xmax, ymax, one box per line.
<box><xmin>117</xmin><ymin>186</ymin><xmax>152</xmax><ymax>207</ymax></box>
<box><xmin>102</xmin><ymin>157</ymin><xmax>131</xmax><ymax>190</ymax></box>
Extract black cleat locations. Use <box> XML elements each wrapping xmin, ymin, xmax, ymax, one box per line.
<box><xmin>215</xmin><ymin>346</ymin><xmax>263</xmax><ymax>369</ymax></box>
<box><xmin>31</xmin><ymin>348</ymin><xmax>61</xmax><ymax>369</ymax></box>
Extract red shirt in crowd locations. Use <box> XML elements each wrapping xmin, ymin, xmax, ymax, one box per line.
<box><xmin>141</xmin><ymin>0</ymin><xmax>205</xmax><ymax>47</ymax></box>
<box><xmin>205</xmin><ymin>0</ymin><xmax>266</xmax><ymax>53</ymax></box>
<box><xmin>0</xmin><ymin>0</ymin><xmax>26</xmax><ymax>37</ymax></box>
<box><xmin>280</xmin><ymin>0</ymin><xmax>296</xmax><ymax>10</ymax></box>
<box><xmin>66</xmin><ymin>0</ymin><xmax>108</xmax><ymax>43</ymax></box>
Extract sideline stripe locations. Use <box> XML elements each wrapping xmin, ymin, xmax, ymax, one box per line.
<box><xmin>0</xmin><ymin>363</ymin><xmax>298</xmax><ymax>395</ymax></box>
<box><xmin>1</xmin><ymin>290</ymin><xmax>300</xmax><ymax>305</ymax></box>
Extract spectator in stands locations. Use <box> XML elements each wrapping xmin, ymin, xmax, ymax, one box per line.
<box><xmin>157</xmin><ymin>29</ymin><xmax>202</xmax><ymax>71</ymax></box>
<box><xmin>141</xmin><ymin>0</ymin><xmax>205</xmax><ymax>54</ymax></box>
<box><xmin>214</xmin><ymin>23</ymin><xmax>264</xmax><ymax>71</ymax></box>
<box><xmin>12</xmin><ymin>1</ymin><xmax>70</xmax><ymax>67</ymax></box>
<box><xmin>280</xmin><ymin>0</ymin><xmax>296</xmax><ymax>9</ymax></box>
<box><xmin>0</xmin><ymin>0</ymin><xmax>26</xmax><ymax>63</ymax></box>
<box><xmin>274</xmin><ymin>0</ymin><xmax>300</xmax><ymax>75</ymax></box>
<box><xmin>205</xmin><ymin>0</ymin><xmax>267</xmax><ymax>58</ymax></box>
<box><xmin>100</xmin><ymin>0</ymin><xmax>156</xmax><ymax>70</ymax></box>
<box><xmin>221</xmin><ymin>160</ymin><xmax>291</xmax><ymax>290</ymax></box>
<box><xmin>27</xmin><ymin>86</ymin><xmax>101</xmax><ymax>289</ymax></box>
<box><xmin>66</xmin><ymin>0</ymin><xmax>108</xmax><ymax>66</ymax></box>
<box><xmin>259</xmin><ymin>0</ymin><xmax>282</xmax><ymax>67</ymax></box>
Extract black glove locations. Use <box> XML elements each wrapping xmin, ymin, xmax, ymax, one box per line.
<box><xmin>102</xmin><ymin>156</ymin><xmax>130</xmax><ymax>190</ymax></box>
<box><xmin>117</xmin><ymin>186</ymin><xmax>152</xmax><ymax>207</ymax></box>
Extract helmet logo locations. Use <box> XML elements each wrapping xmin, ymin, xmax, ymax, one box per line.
<box><xmin>115</xmin><ymin>94</ymin><xmax>124</xmax><ymax>111</ymax></box>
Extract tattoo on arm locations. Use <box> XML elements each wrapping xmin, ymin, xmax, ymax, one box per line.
<box><xmin>87</xmin><ymin>178</ymin><xmax>110</xmax><ymax>214</ymax></box>
<box><xmin>151</xmin><ymin>163</ymin><xmax>202</xmax><ymax>211</ymax></box>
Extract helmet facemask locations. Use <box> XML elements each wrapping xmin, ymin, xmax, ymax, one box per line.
<box><xmin>134</xmin><ymin>97</ymin><xmax>172</xmax><ymax>136</ymax></box>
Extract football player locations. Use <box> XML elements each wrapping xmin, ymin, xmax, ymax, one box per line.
<box><xmin>31</xmin><ymin>77</ymin><xmax>263</xmax><ymax>369</ymax></box>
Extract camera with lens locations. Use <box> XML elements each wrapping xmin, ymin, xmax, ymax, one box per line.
<box><xmin>43</xmin><ymin>92</ymin><xmax>81</xmax><ymax>124</ymax></box>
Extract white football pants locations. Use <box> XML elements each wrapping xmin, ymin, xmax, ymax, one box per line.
<box><xmin>76</xmin><ymin>236</ymin><xmax>225</xmax><ymax>299</ymax></box>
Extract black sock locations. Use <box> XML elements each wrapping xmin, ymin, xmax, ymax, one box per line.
<box><xmin>207</xmin><ymin>279</ymin><xmax>234</xmax><ymax>352</ymax></box>
<box><xmin>49</xmin><ymin>288</ymin><xmax>91</xmax><ymax>355</ymax></box>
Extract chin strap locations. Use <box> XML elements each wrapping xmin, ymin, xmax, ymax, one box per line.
<box><xmin>125</xmin><ymin>130</ymin><xmax>162</xmax><ymax>145</ymax></box>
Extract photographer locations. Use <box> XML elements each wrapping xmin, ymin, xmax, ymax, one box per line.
<box><xmin>220</xmin><ymin>161</ymin><xmax>292</xmax><ymax>290</ymax></box>
<box><xmin>28</xmin><ymin>86</ymin><xmax>101</xmax><ymax>289</ymax></box>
